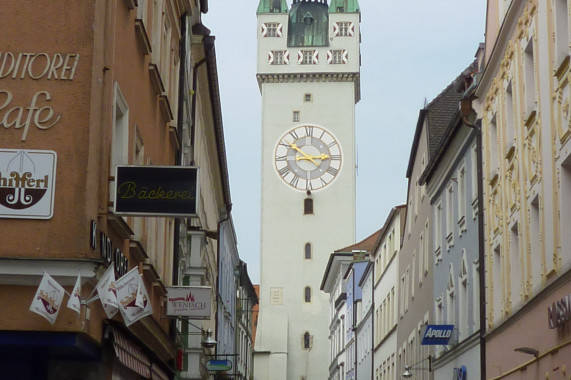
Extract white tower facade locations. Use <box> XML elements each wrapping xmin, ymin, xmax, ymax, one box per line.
<box><xmin>254</xmin><ymin>1</ymin><xmax>360</xmax><ymax>379</ymax></box>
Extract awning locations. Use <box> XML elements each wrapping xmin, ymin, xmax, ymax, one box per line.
<box><xmin>112</xmin><ymin>329</ymin><xmax>151</xmax><ymax>378</ymax></box>
<box><xmin>151</xmin><ymin>363</ymin><xmax>170</xmax><ymax>380</ymax></box>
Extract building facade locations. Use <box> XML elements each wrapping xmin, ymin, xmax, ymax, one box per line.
<box><xmin>0</xmin><ymin>1</ymin><xmax>254</xmax><ymax>379</ymax></box>
<box><xmin>372</xmin><ymin>205</ymin><xmax>405</xmax><ymax>380</ymax></box>
<box><xmin>321</xmin><ymin>251</ymin><xmax>354</xmax><ymax>380</ymax></box>
<box><xmin>419</xmin><ymin>64</ymin><xmax>482</xmax><ymax>380</ymax></box>
<box><xmin>253</xmin><ymin>0</ymin><xmax>360</xmax><ymax>379</ymax></box>
<box><xmin>396</xmin><ymin>97</ymin><xmax>434</xmax><ymax>380</ymax></box>
<box><xmin>0</xmin><ymin>0</ymin><xmax>194</xmax><ymax>378</ymax></box>
<box><xmin>474</xmin><ymin>0</ymin><xmax>571</xmax><ymax>378</ymax></box>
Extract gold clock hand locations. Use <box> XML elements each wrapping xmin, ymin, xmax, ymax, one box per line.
<box><xmin>296</xmin><ymin>153</ymin><xmax>330</xmax><ymax>162</ymax></box>
<box><xmin>290</xmin><ymin>143</ymin><xmax>318</xmax><ymax>166</ymax></box>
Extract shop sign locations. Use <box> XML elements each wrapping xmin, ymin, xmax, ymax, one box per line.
<box><xmin>453</xmin><ymin>365</ymin><xmax>467</xmax><ymax>380</ymax></box>
<box><xmin>421</xmin><ymin>324</ymin><xmax>454</xmax><ymax>345</ymax></box>
<box><xmin>90</xmin><ymin>220</ymin><xmax>128</xmax><ymax>277</ymax></box>
<box><xmin>206</xmin><ymin>359</ymin><xmax>232</xmax><ymax>372</ymax></box>
<box><xmin>548</xmin><ymin>293</ymin><xmax>571</xmax><ymax>329</ymax></box>
<box><xmin>114</xmin><ymin>166</ymin><xmax>199</xmax><ymax>217</ymax></box>
<box><xmin>166</xmin><ymin>286</ymin><xmax>211</xmax><ymax>318</ymax></box>
<box><xmin>1</xmin><ymin>52</ymin><xmax>79</xmax><ymax>141</ymax></box>
<box><xmin>0</xmin><ymin>149</ymin><xmax>56</xmax><ymax>219</ymax></box>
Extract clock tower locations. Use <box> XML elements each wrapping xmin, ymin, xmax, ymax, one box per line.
<box><xmin>254</xmin><ymin>0</ymin><xmax>360</xmax><ymax>379</ymax></box>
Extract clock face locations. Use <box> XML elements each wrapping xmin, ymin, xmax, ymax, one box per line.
<box><xmin>274</xmin><ymin>125</ymin><xmax>342</xmax><ymax>190</ymax></box>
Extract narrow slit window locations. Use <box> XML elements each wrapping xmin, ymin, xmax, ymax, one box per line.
<box><xmin>304</xmin><ymin>197</ymin><xmax>313</xmax><ymax>214</ymax></box>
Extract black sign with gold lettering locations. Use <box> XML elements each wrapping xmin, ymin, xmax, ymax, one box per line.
<box><xmin>114</xmin><ymin>166</ymin><xmax>199</xmax><ymax>217</ymax></box>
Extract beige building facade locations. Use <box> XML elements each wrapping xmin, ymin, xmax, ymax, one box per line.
<box><xmin>0</xmin><ymin>1</ymin><xmax>233</xmax><ymax>379</ymax></box>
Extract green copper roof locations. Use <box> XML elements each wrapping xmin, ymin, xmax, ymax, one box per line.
<box><xmin>257</xmin><ymin>0</ymin><xmax>288</xmax><ymax>14</ymax></box>
<box><xmin>288</xmin><ymin>1</ymin><xmax>329</xmax><ymax>47</ymax></box>
<box><xmin>329</xmin><ymin>0</ymin><xmax>360</xmax><ymax>13</ymax></box>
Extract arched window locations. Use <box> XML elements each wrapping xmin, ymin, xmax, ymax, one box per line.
<box><xmin>305</xmin><ymin>243</ymin><xmax>312</xmax><ymax>259</ymax></box>
<box><xmin>303</xmin><ymin>332</ymin><xmax>311</xmax><ymax>349</ymax></box>
<box><xmin>304</xmin><ymin>286</ymin><xmax>311</xmax><ymax>302</ymax></box>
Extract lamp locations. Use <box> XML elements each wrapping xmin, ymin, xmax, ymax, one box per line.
<box><xmin>202</xmin><ymin>328</ymin><xmax>216</xmax><ymax>349</ymax></box>
<box><xmin>183</xmin><ymin>321</ymin><xmax>217</xmax><ymax>350</ymax></box>
<box><xmin>402</xmin><ymin>355</ymin><xmax>432</xmax><ymax>378</ymax></box>
<box><xmin>514</xmin><ymin>346</ymin><xmax>539</xmax><ymax>358</ymax></box>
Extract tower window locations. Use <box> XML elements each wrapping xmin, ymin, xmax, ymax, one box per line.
<box><xmin>293</xmin><ymin>111</ymin><xmax>300</xmax><ymax>122</ymax></box>
<box><xmin>264</xmin><ymin>22</ymin><xmax>281</xmax><ymax>37</ymax></box>
<box><xmin>269</xmin><ymin>50</ymin><xmax>286</xmax><ymax>65</ymax></box>
<box><xmin>299</xmin><ymin>50</ymin><xmax>317</xmax><ymax>65</ymax></box>
<box><xmin>305</xmin><ymin>243</ymin><xmax>312</xmax><ymax>259</ymax></box>
<box><xmin>303</xmin><ymin>332</ymin><xmax>312</xmax><ymax>349</ymax></box>
<box><xmin>334</xmin><ymin>22</ymin><xmax>353</xmax><ymax>37</ymax></box>
<box><xmin>304</xmin><ymin>197</ymin><xmax>313</xmax><ymax>214</ymax></box>
<box><xmin>328</xmin><ymin>50</ymin><xmax>347</xmax><ymax>64</ymax></box>
<box><xmin>304</xmin><ymin>286</ymin><xmax>311</xmax><ymax>302</ymax></box>
<box><xmin>304</xmin><ymin>93</ymin><xmax>312</xmax><ymax>102</ymax></box>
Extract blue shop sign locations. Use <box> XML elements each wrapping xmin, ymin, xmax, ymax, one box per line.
<box><xmin>453</xmin><ymin>365</ymin><xmax>467</xmax><ymax>380</ymax></box>
<box><xmin>421</xmin><ymin>324</ymin><xmax>454</xmax><ymax>345</ymax></box>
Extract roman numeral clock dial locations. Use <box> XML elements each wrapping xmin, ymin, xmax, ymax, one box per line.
<box><xmin>274</xmin><ymin>125</ymin><xmax>342</xmax><ymax>190</ymax></box>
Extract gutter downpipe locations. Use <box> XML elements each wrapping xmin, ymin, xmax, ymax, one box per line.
<box><xmin>190</xmin><ymin>56</ymin><xmax>208</xmax><ymax>164</ymax></box>
<box><xmin>460</xmin><ymin>96</ymin><xmax>486</xmax><ymax>380</ymax></box>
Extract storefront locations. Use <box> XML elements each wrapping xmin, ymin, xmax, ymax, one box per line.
<box><xmin>486</xmin><ymin>273</ymin><xmax>571</xmax><ymax>379</ymax></box>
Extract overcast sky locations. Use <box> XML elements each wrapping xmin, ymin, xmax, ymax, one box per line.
<box><xmin>203</xmin><ymin>1</ymin><xmax>486</xmax><ymax>284</ymax></box>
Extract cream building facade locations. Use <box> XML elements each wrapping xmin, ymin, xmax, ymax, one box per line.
<box><xmin>474</xmin><ymin>0</ymin><xmax>571</xmax><ymax>378</ymax></box>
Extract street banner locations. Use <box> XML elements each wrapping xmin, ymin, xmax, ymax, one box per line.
<box><xmin>29</xmin><ymin>273</ymin><xmax>65</xmax><ymax>325</ymax></box>
<box><xmin>67</xmin><ymin>273</ymin><xmax>82</xmax><ymax>313</ymax></box>
<box><xmin>115</xmin><ymin>268</ymin><xmax>153</xmax><ymax>326</ymax></box>
<box><xmin>97</xmin><ymin>265</ymin><xmax>118</xmax><ymax>319</ymax></box>
<box><xmin>135</xmin><ymin>274</ymin><xmax>153</xmax><ymax>323</ymax></box>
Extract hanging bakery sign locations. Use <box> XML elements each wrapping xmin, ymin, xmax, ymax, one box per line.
<box><xmin>0</xmin><ymin>149</ymin><xmax>57</xmax><ymax>219</ymax></box>
<box><xmin>114</xmin><ymin>165</ymin><xmax>199</xmax><ymax>217</ymax></box>
<box><xmin>0</xmin><ymin>52</ymin><xmax>79</xmax><ymax>141</ymax></box>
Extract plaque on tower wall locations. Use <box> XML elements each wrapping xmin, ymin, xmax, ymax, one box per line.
<box><xmin>270</xmin><ymin>288</ymin><xmax>283</xmax><ymax>305</ymax></box>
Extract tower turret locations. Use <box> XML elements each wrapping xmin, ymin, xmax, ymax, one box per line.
<box><xmin>288</xmin><ymin>0</ymin><xmax>329</xmax><ymax>46</ymax></box>
<box><xmin>257</xmin><ymin>0</ymin><xmax>288</xmax><ymax>14</ymax></box>
<box><xmin>329</xmin><ymin>0</ymin><xmax>360</xmax><ymax>13</ymax></box>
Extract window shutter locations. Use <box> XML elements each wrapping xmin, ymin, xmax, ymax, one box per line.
<box><xmin>298</xmin><ymin>50</ymin><xmax>303</xmax><ymax>64</ymax></box>
<box><xmin>277</xmin><ymin>23</ymin><xmax>283</xmax><ymax>37</ymax></box>
<box><xmin>312</xmin><ymin>50</ymin><xmax>318</xmax><ymax>64</ymax></box>
<box><xmin>261</xmin><ymin>23</ymin><xmax>268</xmax><ymax>37</ymax></box>
<box><xmin>284</xmin><ymin>51</ymin><xmax>290</xmax><ymax>64</ymax></box>
<box><xmin>268</xmin><ymin>51</ymin><xmax>274</xmax><ymax>64</ymax></box>
<box><xmin>348</xmin><ymin>22</ymin><xmax>355</xmax><ymax>36</ymax></box>
<box><xmin>327</xmin><ymin>50</ymin><xmax>333</xmax><ymax>64</ymax></box>
<box><xmin>333</xmin><ymin>23</ymin><xmax>339</xmax><ymax>36</ymax></box>
<box><xmin>342</xmin><ymin>50</ymin><xmax>348</xmax><ymax>64</ymax></box>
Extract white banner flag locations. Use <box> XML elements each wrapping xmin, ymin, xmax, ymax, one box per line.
<box><xmin>30</xmin><ymin>273</ymin><xmax>65</xmax><ymax>325</ymax></box>
<box><xmin>96</xmin><ymin>266</ymin><xmax>118</xmax><ymax>319</ymax></box>
<box><xmin>67</xmin><ymin>273</ymin><xmax>82</xmax><ymax>313</ymax></box>
<box><xmin>116</xmin><ymin>269</ymin><xmax>153</xmax><ymax>327</ymax></box>
<box><xmin>137</xmin><ymin>275</ymin><xmax>153</xmax><ymax>319</ymax></box>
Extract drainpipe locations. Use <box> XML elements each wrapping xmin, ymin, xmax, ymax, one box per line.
<box><xmin>190</xmin><ymin>56</ymin><xmax>207</xmax><ymax>165</ymax></box>
<box><xmin>460</xmin><ymin>95</ymin><xmax>486</xmax><ymax>380</ymax></box>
